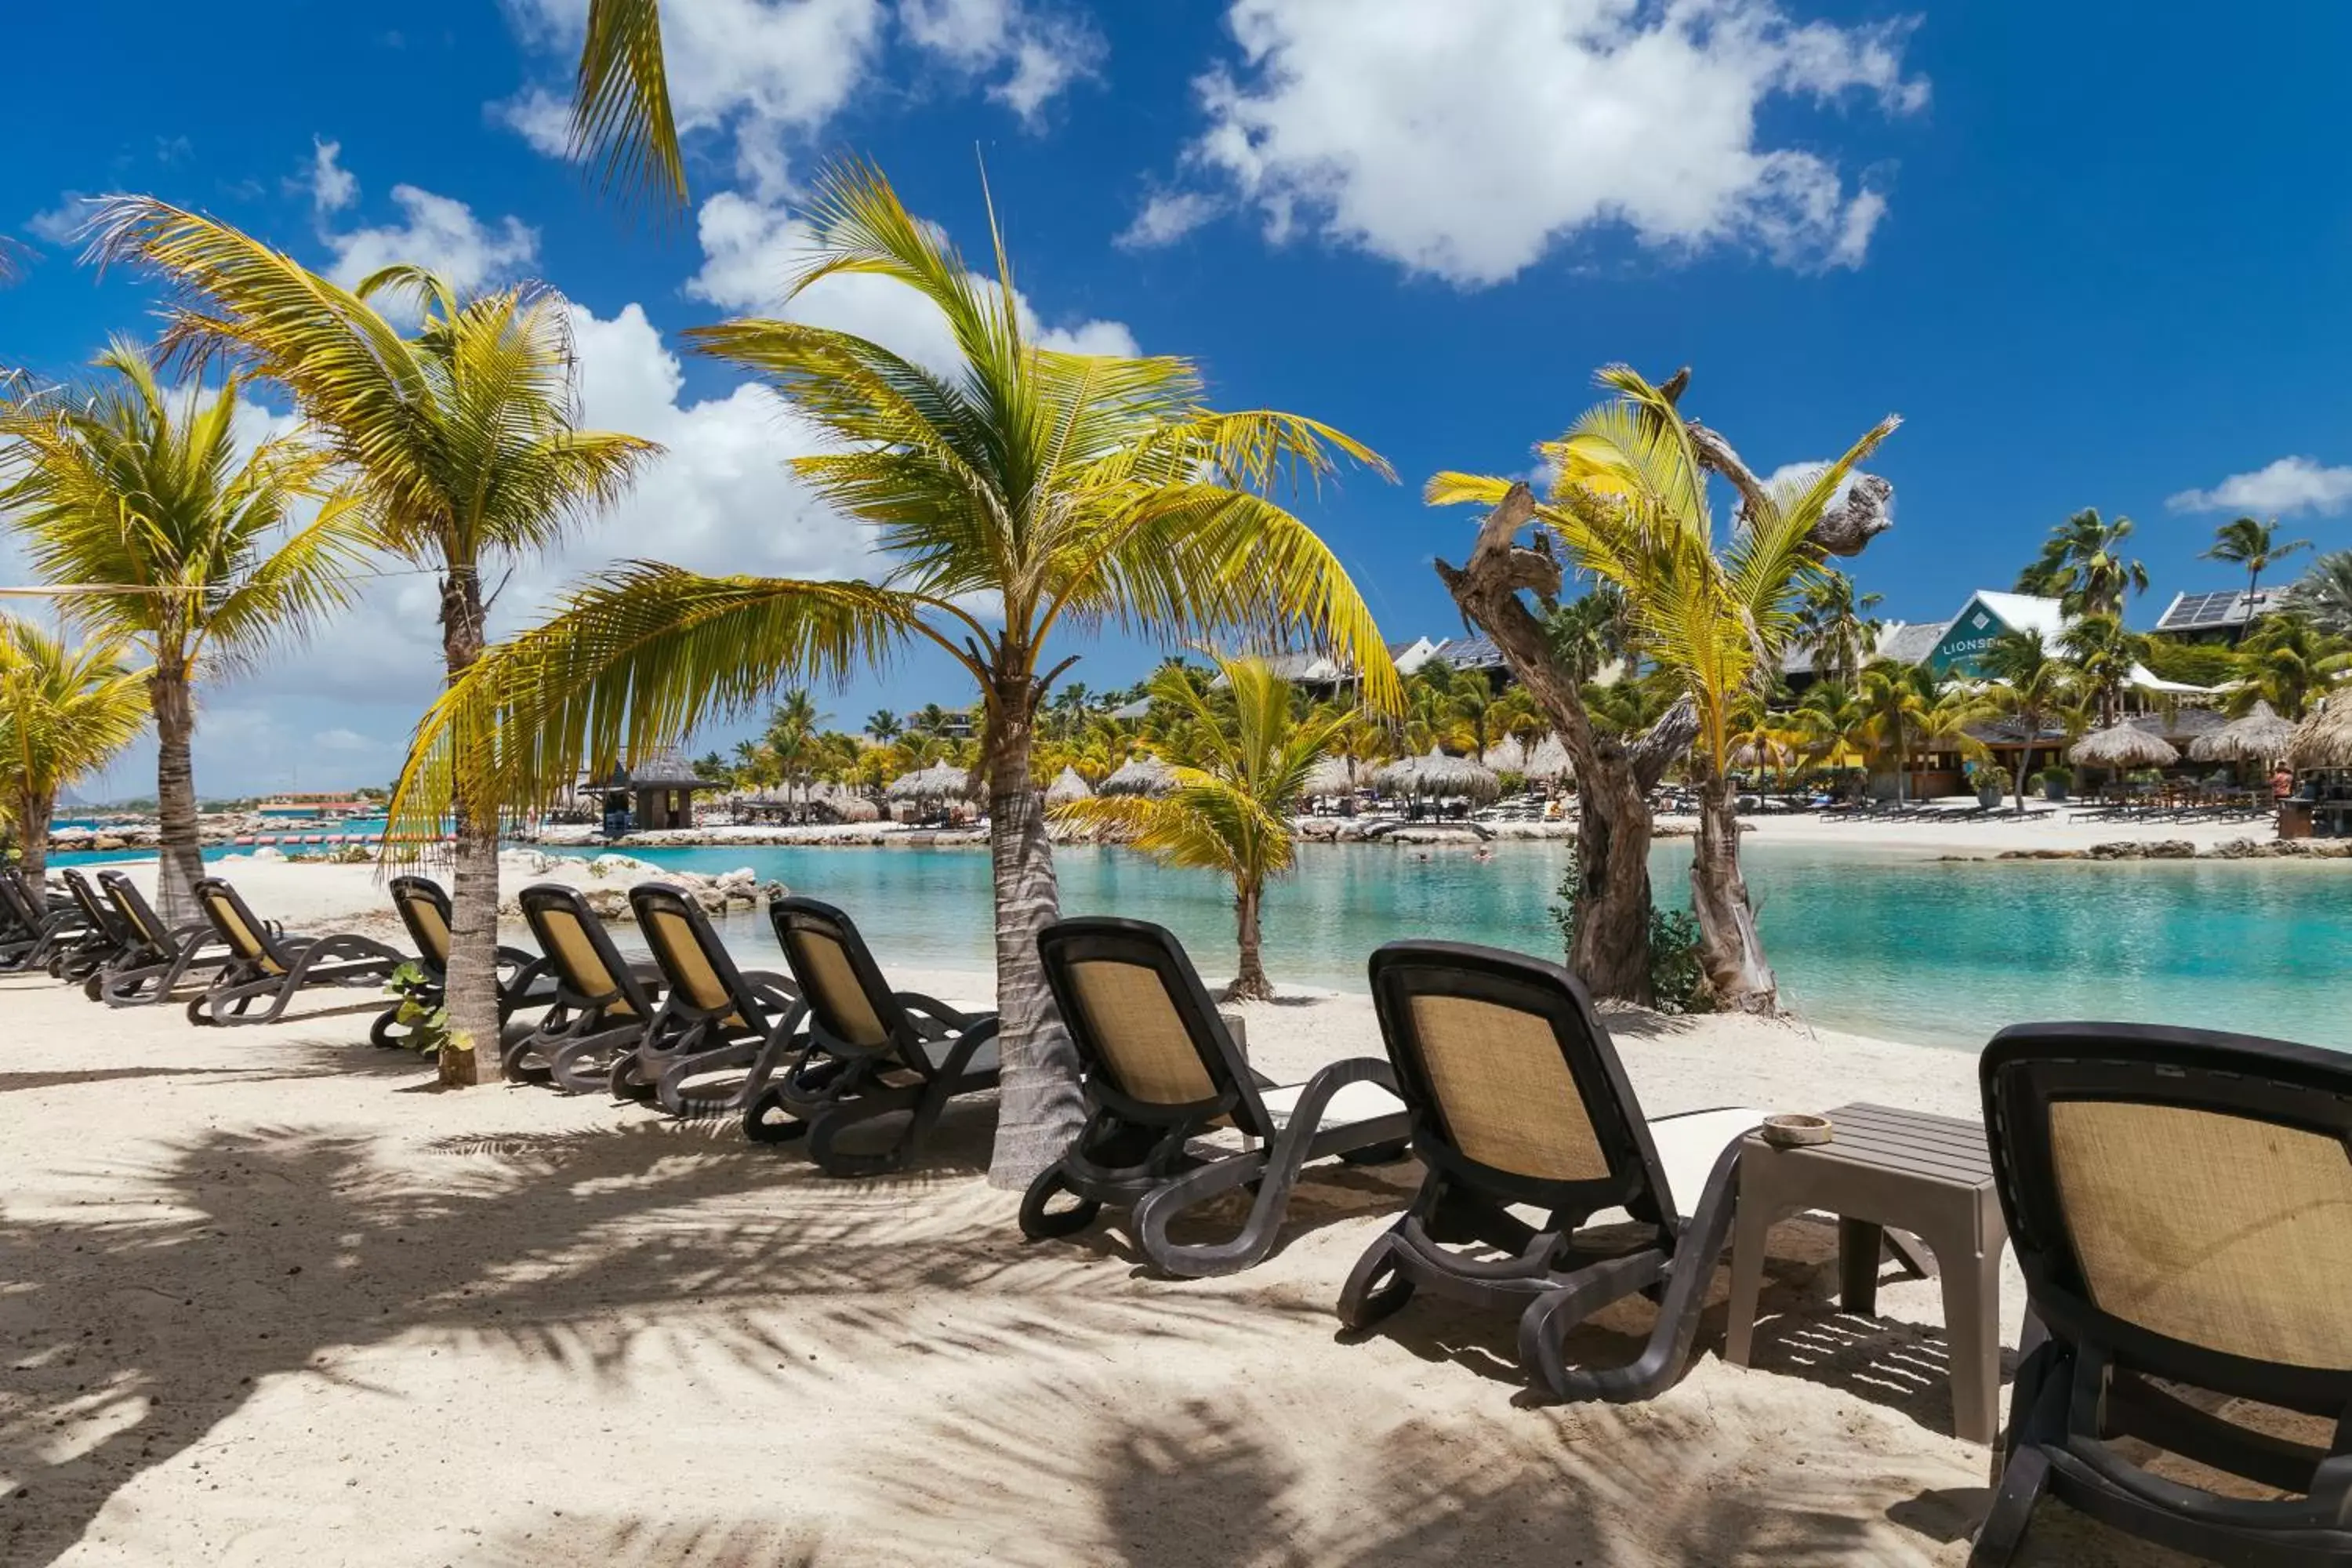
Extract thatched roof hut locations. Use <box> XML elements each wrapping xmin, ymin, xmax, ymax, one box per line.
<box><xmin>1377</xmin><ymin>747</ymin><xmax>1501</xmax><ymax>802</ymax></box>
<box><xmin>1523</xmin><ymin>734</ymin><xmax>1573</xmax><ymax>782</ymax></box>
<box><xmin>1729</xmin><ymin>738</ymin><xmax>1797</xmax><ymax>769</ymax></box>
<box><xmin>2288</xmin><ymin>698</ymin><xmax>2352</xmax><ymax>771</ymax></box>
<box><xmin>1044</xmin><ymin>766</ymin><xmax>1094</xmax><ymax>806</ymax></box>
<box><xmin>1479</xmin><ymin>736</ymin><xmax>1529</xmax><ymax>773</ymax></box>
<box><xmin>2189</xmin><ymin>701</ymin><xmax>2296</xmax><ymax>764</ymax></box>
<box><xmin>1302</xmin><ymin>757</ymin><xmax>1356</xmax><ymax>797</ymax></box>
<box><xmin>886</xmin><ymin>762</ymin><xmax>975</xmax><ymax>803</ymax></box>
<box><xmin>2069</xmin><ymin>722</ymin><xmax>2180</xmax><ymax>770</ymax></box>
<box><xmin>1100</xmin><ymin>753</ymin><xmax>1177</xmax><ymax>797</ymax></box>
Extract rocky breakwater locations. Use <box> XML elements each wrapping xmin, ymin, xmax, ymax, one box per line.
<box><xmin>1981</xmin><ymin>838</ymin><xmax>2352</xmax><ymax>862</ymax></box>
<box><xmin>495</xmin><ymin>850</ymin><xmax>785</xmax><ymax>920</ymax></box>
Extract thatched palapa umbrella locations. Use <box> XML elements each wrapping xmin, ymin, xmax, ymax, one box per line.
<box><xmin>1523</xmin><ymin>734</ymin><xmax>1573</xmax><ymax>783</ymax></box>
<box><xmin>886</xmin><ymin>762</ymin><xmax>975</xmax><ymax>804</ymax></box>
<box><xmin>1100</xmin><ymin>753</ymin><xmax>1177</xmax><ymax>797</ymax></box>
<box><xmin>1044</xmin><ymin>766</ymin><xmax>1094</xmax><ymax>807</ymax></box>
<box><xmin>2190</xmin><ymin>701</ymin><xmax>2296</xmax><ymax>764</ymax></box>
<box><xmin>1729</xmin><ymin>739</ymin><xmax>1796</xmax><ymax>770</ymax></box>
<box><xmin>1377</xmin><ymin>746</ymin><xmax>1501</xmax><ymax>802</ymax></box>
<box><xmin>2288</xmin><ymin>698</ymin><xmax>2352</xmax><ymax>771</ymax></box>
<box><xmin>1480</xmin><ymin>736</ymin><xmax>1529</xmax><ymax>773</ymax></box>
<box><xmin>1301</xmin><ymin>756</ymin><xmax>1356</xmax><ymax>797</ymax></box>
<box><xmin>2069</xmin><ymin>722</ymin><xmax>2180</xmax><ymax>771</ymax></box>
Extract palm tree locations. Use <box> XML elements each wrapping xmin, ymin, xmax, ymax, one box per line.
<box><xmin>93</xmin><ymin>207</ymin><xmax>660</xmax><ymax>1081</ymax></box>
<box><xmin>909</xmin><ymin>702</ymin><xmax>953</xmax><ymax>737</ymax></box>
<box><xmin>1980</xmin><ymin>629</ymin><xmax>2072</xmax><ymax>813</ymax></box>
<box><xmin>1859</xmin><ymin>661</ymin><xmax>1934</xmax><ymax>804</ymax></box>
<box><xmin>2016</xmin><ymin>507</ymin><xmax>2149</xmax><ymax>618</ymax></box>
<box><xmin>2232</xmin><ymin>615</ymin><xmax>2350</xmax><ymax>720</ymax></box>
<box><xmin>1795</xmin><ymin>569</ymin><xmax>1882</xmax><ymax>686</ymax></box>
<box><xmin>2199</xmin><ymin>516</ymin><xmax>2313</xmax><ymax>644</ymax></box>
<box><xmin>2059</xmin><ymin>612</ymin><xmax>2146</xmax><ymax>728</ymax></box>
<box><xmin>1054</xmin><ymin>655</ymin><xmax>1347</xmax><ymax>1001</ymax></box>
<box><xmin>572</xmin><ymin>0</ymin><xmax>685</xmax><ymax>213</ymax></box>
<box><xmin>0</xmin><ymin>342</ymin><xmax>368</xmax><ymax>918</ymax></box>
<box><xmin>0</xmin><ymin>619</ymin><xmax>151</xmax><ymax>879</ymax></box>
<box><xmin>2284</xmin><ymin>550</ymin><xmax>2352</xmax><ymax>636</ymax></box>
<box><xmin>1793</xmin><ymin>679</ymin><xmax>1870</xmax><ymax>790</ymax></box>
<box><xmin>1432</xmin><ymin>367</ymin><xmax>1896</xmax><ymax>1013</ymax></box>
<box><xmin>864</xmin><ymin>708</ymin><xmax>902</xmax><ymax>743</ymax></box>
<box><xmin>379</xmin><ymin>162</ymin><xmax>1396</xmax><ymax>1182</ymax></box>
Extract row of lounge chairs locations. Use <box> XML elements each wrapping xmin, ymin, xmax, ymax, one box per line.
<box><xmin>7</xmin><ymin>861</ymin><xmax>2348</xmax><ymax>1566</ymax></box>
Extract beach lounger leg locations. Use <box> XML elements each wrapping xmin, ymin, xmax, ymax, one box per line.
<box><xmin>1337</xmin><ymin>1221</ymin><xmax>1418</xmax><ymax>1330</ymax></box>
<box><xmin>1969</xmin><ymin>1357</ymin><xmax>2063</xmax><ymax>1566</ymax></box>
<box><xmin>804</xmin><ymin>1020</ymin><xmax>997</xmax><ymax>1177</ymax></box>
<box><xmin>1018</xmin><ymin>1163</ymin><xmax>1104</xmax><ymax>1239</ymax></box>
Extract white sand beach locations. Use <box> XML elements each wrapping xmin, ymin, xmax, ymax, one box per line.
<box><xmin>0</xmin><ymin>857</ymin><xmax>2213</xmax><ymax>1566</ymax></box>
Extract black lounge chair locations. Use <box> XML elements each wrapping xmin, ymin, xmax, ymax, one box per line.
<box><xmin>739</xmin><ymin>895</ymin><xmax>999</xmax><ymax>1178</ymax></box>
<box><xmin>1970</xmin><ymin>1023</ymin><xmax>2352</xmax><ymax>1567</ymax></box>
<box><xmin>47</xmin><ymin>869</ymin><xmax>135</xmax><ymax>982</ymax></box>
<box><xmin>369</xmin><ymin>875</ymin><xmax>558</xmax><ymax>1049</ymax></box>
<box><xmin>1338</xmin><ymin>940</ymin><xmax>1763</xmax><ymax>1402</ymax></box>
<box><xmin>0</xmin><ymin>869</ymin><xmax>84</xmax><ymax>973</ymax></box>
<box><xmin>1021</xmin><ymin>916</ymin><xmax>1413</xmax><ymax>1276</ymax></box>
<box><xmin>186</xmin><ymin>876</ymin><xmax>410</xmax><ymax>1025</ymax></box>
<box><xmin>615</xmin><ymin>882</ymin><xmax>802</xmax><ymax>1116</ymax></box>
<box><xmin>87</xmin><ymin>870</ymin><xmax>238</xmax><ymax>1005</ymax></box>
<box><xmin>506</xmin><ymin>883</ymin><xmax>669</xmax><ymax>1091</ymax></box>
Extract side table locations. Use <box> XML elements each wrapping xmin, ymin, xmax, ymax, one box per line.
<box><xmin>1723</xmin><ymin>1102</ymin><xmax>2009</xmax><ymax>1444</ymax></box>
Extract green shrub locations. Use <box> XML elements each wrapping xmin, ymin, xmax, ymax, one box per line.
<box><xmin>382</xmin><ymin>962</ymin><xmax>453</xmax><ymax>1056</ymax></box>
<box><xmin>2140</xmin><ymin>639</ymin><xmax>2241</xmax><ymax>688</ymax></box>
<box><xmin>1547</xmin><ymin>851</ymin><xmax>1714</xmax><ymax>1015</ymax></box>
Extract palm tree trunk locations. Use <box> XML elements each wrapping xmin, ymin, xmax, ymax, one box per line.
<box><xmin>1226</xmin><ymin>881</ymin><xmax>1272</xmax><ymax>1002</ymax></box>
<box><xmin>983</xmin><ymin>675</ymin><xmax>1083</xmax><ymax>1188</ymax></box>
<box><xmin>2238</xmin><ymin>566</ymin><xmax>2260</xmax><ymax>646</ymax></box>
<box><xmin>437</xmin><ymin>562</ymin><xmax>503</xmax><ymax>1087</ymax></box>
<box><xmin>15</xmin><ymin>785</ymin><xmax>53</xmax><ymax>881</ymax></box>
<box><xmin>1690</xmin><ymin>770</ymin><xmax>1775</xmax><ymax>1013</ymax></box>
<box><xmin>2015</xmin><ymin>740</ymin><xmax>2033</xmax><ymax>815</ymax></box>
<box><xmin>150</xmin><ymin>665</ymin><xmax>205</xmax><ymax>924</ymax></box>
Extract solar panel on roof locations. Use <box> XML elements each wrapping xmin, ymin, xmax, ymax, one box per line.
<box><xmin>2158</xmin><ymin>590</ymin><xmax>2252</xmax><ymax>630</ymax></box>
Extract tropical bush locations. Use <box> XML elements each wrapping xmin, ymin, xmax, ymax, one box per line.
<box><xmin>1548</xmin><ymin>854</ymin><xmax>1712</xmax><ymax>1015</ymax></box>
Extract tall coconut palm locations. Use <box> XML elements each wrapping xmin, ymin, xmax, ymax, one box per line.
<box><xmin>2016</xmin><ymin>507</ymin><xmax>2149</xmax><ymax>618</ymax></box>
<box><xmin>2231</xmin><ymin>615</ymin><xmax>2350</xmax><ymax>720</ymax></box>
<box><xmin>1431</xmin><ymin>367</ymin><xmax>1896</xmax><ymax>1013</ymax></box>
<box><xmin>376</xmin><ymin>162</ymin><xmax>1396</xmax><ymax>1183</ymax></box>
<box><xmin>1054</xmin><ymin>654</ymin><xmax>1348</xmax><ymax>1001</ymax></box>
<box><xmin>864</xmin><ymin>708</ymin><xmax>902</xmax><ymax>743</ymax></box>
<box><xmin>1795</xmin><ymin>568</ymin><xmax>1882</xmax><ymax>686</ymax></box>
<box><xmin>1858</xmin><ymin>660</ymin><xmax>1936</xmax><ymax>804</ymax></box>
<box><xmin>572</xmin><ymin>0</ymin><xmax>684</xmax><ymax>213</ymax></box>
<box><xmin>93</xmin><ymin>206</ymin><xmax>660</xmax><ymax>1082</ymax></box>
<box><xmin>2285</xmin><ymin>550</ymin><xmax>2352</xmax><ymax>636</ymax></box>
<box><xmin>0</xmin><ymin>619</ymin><xmax>151</xmax><ymax>880</ymax></box>
<box><xmin>0</xmin><ymin>341</ymin><xmax>368</xmax><ymax>918</ymax></box>
<box><xmin>1793</xmin><ymin>679</ymin><xmax>1870</xmax><ymax>779</ymax></box>
<box><xmin>2202</xmin><ymin>515</ymin><xmax>2311</xmax><ymax>644</ymax></box>
<box><xmin>1980</xmin><ymin>628</ymin><xmax>2073</xmax><ymax>813</ymax></box>
<box><xmin>2059</xmin><ymin>612</ymin><xmax>2145</xmax><ymax>727</ymax></box>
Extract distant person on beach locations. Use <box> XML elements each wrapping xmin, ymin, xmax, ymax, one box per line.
<box><xmin>2273</xmin><ymin>765</ymin><xmax>2296</xmax><ymax>802</ymax></box>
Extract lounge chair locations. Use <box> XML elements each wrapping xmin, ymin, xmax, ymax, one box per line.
<box><xmin>184</xmin><ymin>876</ymin><xmax>409</xmax><ymax>1025</ymax></box>
<box><xmin>505</xmin><ymin>883</ymin><xmax>669</xmax><ymax>1091</ymax></box>
<box><xmin>368</xmin><ymin>875</ymin><xmax>558</xmax><ymax>1049</ymax></box>
<box><xmin>614</xmin><ymin>882</ymin><xmax>802</xmax><ymax>1116</ymax></box>
<box><xmin>1338</xmin><ymin>940</ymin><xmax>1762</xmax><ymax>1402</ymax></box>
<box><xmin>1020</xmin><ymin>916</ymin><xmax>1413</xmax><ymax>1276</ymax></box>
<box><xmin>1970</xmin><ymin>1022</ymin><xmax>2352</xmax><ymax>1567</ymax></box>
<box><xmin>0</xmin><ymin>869</ymin><xmax>84</xmax><ymax>973</ymax></box>
<box><xmin>739</xmin><ymin>895</ymin><xmax>999</xmax><ymax>1178</ymax></box>
<box><xmin>86</xmin><ymin>870</ymin><xmax>238</xmax><ymax>1005</ymax></box>
<box><xmin>48</xmin><ymin>869</ymin><xmax>134</xmax><ymax>982</ymax></box>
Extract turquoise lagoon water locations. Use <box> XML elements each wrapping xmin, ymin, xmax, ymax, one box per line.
<box><xmin>592</xmin><ymin>840</ymin><xmax>2352</xmax><ymax>1054</ymax></box>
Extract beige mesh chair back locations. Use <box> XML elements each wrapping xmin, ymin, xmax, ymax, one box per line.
<box><xmin>1038</xmin><ymin>916</ymin><xmax>1268</xmax><ymax>1131</ymax></box>
<box><xmin>521</xmin><ymin>884</ymin><xmax>655</xmax><ymax>1022</ymax></box>
<box><xmin>629</xmin><ymin>883</ymin><xmax>771</xmax><ymax>1033</ymax></box>
<box><xmin>1971</xmin><ymin>1023</ymin><xmax>2352</xmax><ymax>1566</ymax></box>
<box><xmin>389</xmin><ymin>875</ymin><xmax>456</xmax><ymax>974</ymax></box>
<box><xmin>768</xmin><ymin>897</ymin><xmax>911</xmax><ymax>1057</ymax></box>
<box><xmin>194</xmin><ymin>878</ymin><xmax>289</xmax><ymax>975</ymax></box>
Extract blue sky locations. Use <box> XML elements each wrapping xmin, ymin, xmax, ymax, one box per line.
<box><xmin>6</xmin><ymin>1</ymin><xmax>2350</xmax><ymax>797</ymax></box>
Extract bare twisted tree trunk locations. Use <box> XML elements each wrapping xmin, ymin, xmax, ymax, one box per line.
<box><xmin>982</xmin><ymin>667</ymin><xmax>1083</xmax><ymax>1188</ymax></box>
<box><xmin>150</xmin><ymin>664</ymin><xmax>205</xmax><ymax>924</ymax></box>
<box><xmin>1690</xmin><ymin>771</ymin><xmax>1774</xmax><ymax>1012</ymax></box>
<box><xmin>438</xmin><ymin>562</ymin><xmax>504</xmax><ymax>1087</ymax></box>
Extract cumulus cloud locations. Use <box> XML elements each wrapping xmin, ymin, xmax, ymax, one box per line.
<box><xmin>24</xmin><ymin>192</ymin><xmax>90</xmax><ymax>246</ymax></box>
<box><xmin>1133</xmin><ymin>0</ymin><xmax>1926</xmax><ymax>285</ymax></box>
<box><xmin>2166</xmin><ymin>456</ymin><xmax>2352</xmax><ymax>517</ymax></box>
<box><xmin>308</xmin><ymin>137</ymin><xmax>358</xmax><ymax>213</ymax></box>
<box><xmin>496</xmin><ymin>0</ymin><xmax>1094</xmax><ymax>192</ymax></box>
<box><xmin>318</xmin><ymin>184</ymin><xmax>539</xmax><ymax>293</ymax></box>
<box><xmin>1116</xmin><ymin>191</ymin><xmax>1224</xmax><ymax>251</ymax></box>
<box><xmin>687</xmin><ymin>190</ymin><xmax>1138</xmax><ymax>365</ymax></box>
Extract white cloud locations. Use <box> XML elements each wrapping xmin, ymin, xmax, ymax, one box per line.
<box><xmin>2167</xmin><ymin>456</ymin><xmax>2352</xmax><ymax>517</ymax></box>
<box><xmin>1144</xmin><ymin>0</ymin><xmax>1926</xmax><ymax>285</ymax></box>
<box><xmin>319</xmin><ymin>184</ymin><xmax>539</xmax><ymax>293</ymax></box>
<box><xmin>1117</xmin><ymin>191</ymin><xmax>1224</xmax><ymax>251</ymax></box>
<box><xmin>24</xmin><ymin>193</ymin><xmax>90</xmax><ymax>246</ymax></box>
<box><xmin>687</xmin><ymin>191</ymin><xmax>1138</xmax><ymax>365</ymax></box>
<box><xmin>309</xmin><ymin>137</ymin><xmax>358</xmax><ymax>213</ymax></box>
<box><xmin>497</xmin><ymin>0</ymin><xmax>1093</xmax><ymax>192</ymax></box>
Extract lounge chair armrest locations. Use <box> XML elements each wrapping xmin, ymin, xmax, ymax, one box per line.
<box><xmin>2311</xmin><ymin>1455</ymin><xmax>2352</xmax><ymax>1526</ymax></box>
<box><xmin>892</xmin><ymin>992</ymin><xmax>986</xmax><ymax>1033</ymax></box>
<box><xmin>494</xmin><ymin>945</ymin><xmax>540</xmax><ymax>968</ymax></box>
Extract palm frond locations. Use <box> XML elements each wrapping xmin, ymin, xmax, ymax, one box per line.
<box><xmin>572</xmin><ymin>0</ymin><xmax>687</xmax><ymax>216</ymax></box>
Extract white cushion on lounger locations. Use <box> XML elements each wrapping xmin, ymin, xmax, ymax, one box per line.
<box><xmin>1584</xmin><ymin>1106</ymin><xmax>1766</xmax><ymax>1228</ymax></box>
<box><xmin>1258</xmin><ymin>1077</ymin><xmax>1408</xmax><ymax>1134</ymax></box>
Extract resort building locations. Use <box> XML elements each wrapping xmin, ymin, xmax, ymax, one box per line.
<box><xmin>579</xmin><ymin>748</ymin><xmax>724</xmax><ymax>833</ymax></box>
<box><xmin>2151</xmin><ymin>586</ymin><xmax>2287</xmax><ymax>642</ymax></box>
